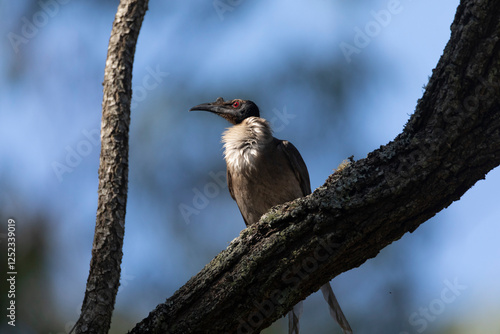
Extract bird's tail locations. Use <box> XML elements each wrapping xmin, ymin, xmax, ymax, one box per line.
<box><xmin>320</xmin><ymin>283</ymin><xmax>353</xmax><ymax>334</ymax></box>
<box><xmin>287</xmin><ymin>301</ymin><xmax>303</xmax><ymax>334</ymax></box>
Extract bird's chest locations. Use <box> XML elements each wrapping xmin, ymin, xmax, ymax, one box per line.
<box><xmin>227</xmin><ymin>150</ymin><xmax>302</xmax><ymax>220</ymax></box>
<box><xmin>222</xmin><ymin>120</ymin><xmax>303</xmax><ymax>224</ymax></box>
<box><xmin>223</xmin><ymin>144</ymin><xmax>262</xmax><ymax>173</ymax></box>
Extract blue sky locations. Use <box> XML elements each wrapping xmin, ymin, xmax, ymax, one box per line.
<box><xmin>1</xmin><ymin>1</ymin><xmax>499</xmax><ymax>333</ymax></box>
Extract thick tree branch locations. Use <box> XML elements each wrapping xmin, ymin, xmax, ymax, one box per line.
<box><xmin>74</xmin><ymin>1</ymin><xmax>149</xmax><ymax>333</ymax></box>
<box><xmin>128</xmin><ymin>0</ymin><xmax>500</xmax><ymax>333</ymax></box>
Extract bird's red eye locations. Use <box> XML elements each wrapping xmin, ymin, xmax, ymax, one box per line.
<box><xmin>232</xmin><ymin>101</ymin><xmax>240</xmax><ymax>108</ymax></box>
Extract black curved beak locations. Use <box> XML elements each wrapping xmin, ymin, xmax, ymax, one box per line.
<box><xmin>189</xmin><ymin>98</ymin><xmax>239</xmax><ymax>125</ymax></box>
<box><xmin>190</xmin><ymin>97</ymin><xmax>231</xmax><ymax>114</ymax></box>
<box><xmin>189</xmin><ymin>102</ymin><xmax>224</xmax><ymax>114</ymax></box>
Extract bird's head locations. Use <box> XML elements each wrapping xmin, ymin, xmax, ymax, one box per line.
<box><xmin>189</xmin><ymin>97</ymin><xmax>260</xmax><ymax>125</ymax></box>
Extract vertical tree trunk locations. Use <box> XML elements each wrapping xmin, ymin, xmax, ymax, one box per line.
<box><xmin>74</xmin><ymin>1</ymin><xmax>149</xmax><ymax>333</ymax></box>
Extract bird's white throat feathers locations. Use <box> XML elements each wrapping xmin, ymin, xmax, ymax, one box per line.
<box><xmin>222</xmin><ymin>117</ymin><xmax>273</xmax><ymax>172</ymax></box>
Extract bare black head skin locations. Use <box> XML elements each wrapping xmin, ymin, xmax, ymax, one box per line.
<box><xmin>189</xmin><ymin>97</ymin><xmax>260</xmax><ymax>125</ymax></box>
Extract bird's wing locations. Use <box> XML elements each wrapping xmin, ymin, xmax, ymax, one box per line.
<box><xmin>227</xmin><ymin>168</ymin><xmax>251</xmax><ymax>226</ymax></box>
<box><xmin>278</xmin><ymin>140</ymin><xmax>312</xmax><ymax>196</ymax></box>
<box><xmin>226</xmin><ymin>168</ymin><xmax>236</xmax><ymax>201</ymax></box>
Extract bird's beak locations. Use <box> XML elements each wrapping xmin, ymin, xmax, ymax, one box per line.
<box><xmin>189</xmin><ymin>102</ymin><xmax>223</xmax><ymax>113</ymax></box>
<box><xmin>189</xmin><ymin>102</ymin><xmax>235</xmax><ymax>117</ymax></box>
<box><xmin>189</xmin><ymin>98</ymin><xmax>239</xmax><ymax>125</ymax></box>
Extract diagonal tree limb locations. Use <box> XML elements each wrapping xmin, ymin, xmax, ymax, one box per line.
<box><xmin>73</xmin><ymin>1</ymin><xmax>149</xmax><ymax>333</ymax></box>
<box><xmin>129</xmin><ymin>0</ymin><xmax>500</xmax><ymax>333</ymax></box>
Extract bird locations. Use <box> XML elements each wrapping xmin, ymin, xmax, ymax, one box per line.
<box><xmin>190</xmin><ymin>97</ymin><xmax>353</xmax><ymax>334</ymax></box>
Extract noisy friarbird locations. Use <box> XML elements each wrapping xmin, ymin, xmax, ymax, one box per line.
<box><xmin>190</xmin><ymin>97</ymin><xmax>352</xmax><ymax>334</ymax></box>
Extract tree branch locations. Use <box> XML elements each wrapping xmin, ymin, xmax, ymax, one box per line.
<box><xmin>129</xmin><ymin>0</ymin><xmax>500</xmax><ymax>333</ymax></box>
<box><xmin>74</xmin><ymin>1</ymin><xmax>149</xmax><ymax>333</ymax></box>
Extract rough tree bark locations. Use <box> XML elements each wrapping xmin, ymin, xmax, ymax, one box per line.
<box><xmin>128</xmin><ymin>0</ymin><xmax>500</xmax><ymax>333</ymax></box>
<box><xmin>73</xmin><ymin>1</ymin><xmax>149</xmax><ymax>333</ymax></box>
